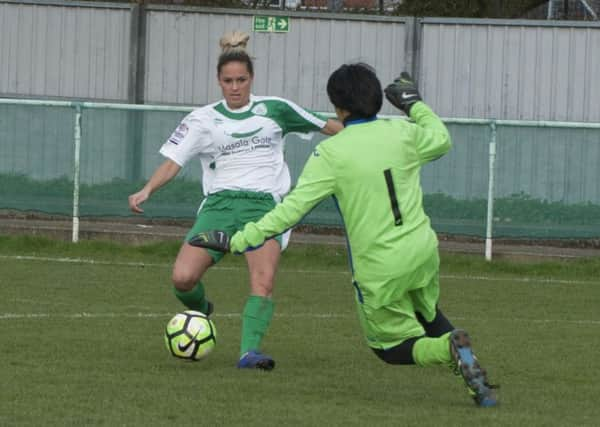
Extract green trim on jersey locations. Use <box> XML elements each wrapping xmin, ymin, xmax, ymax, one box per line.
<box><xmin>213</xmin><ymin>98</ymin><xmax>325</xmax><ymax>136</ymax></box>
<box><xmin>213</xmin><ymin>103</ymin><xmax>255</xmax><ymax>120</ymax></box>
<box><xmin>258</xmin><ymin>100</ymin><xmax>324</xmax><ymax>136</ymax></box>
<box><xmin>230</xmin><ymin>127</ymin><xmax>263</xmax><ymax>138</ymax></box>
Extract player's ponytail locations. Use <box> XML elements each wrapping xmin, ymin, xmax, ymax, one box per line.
<box><xmin>219</xmin><ymin>31</ymin><xmax>249</xmax><ymax>52</ymax></box>
<box><xmin>217</xmin><ymin>31</ymin><xmax>254</xmax><ymax>76</ymax></box>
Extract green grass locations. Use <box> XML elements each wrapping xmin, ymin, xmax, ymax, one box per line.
<box><xmin>1</xmin><ymin>236</ymin><xmax>600</xmax><ymax>426</ymax></box>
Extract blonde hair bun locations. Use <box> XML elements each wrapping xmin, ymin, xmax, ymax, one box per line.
<box><xmin>219</xmin><ymin>31</ymin><xmax>250</xmax><ymax>53</ymax></box>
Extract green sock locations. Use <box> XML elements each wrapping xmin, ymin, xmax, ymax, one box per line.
<box><xmin>173</xmin><ymin>282</ymin><xmax>209</xmax><ymax>313</ymax></box>
<box><xmin>240</xmin><ymin>295</ymin><xmax>274</xmax><ymax>356</ymax></box>
<box><xmin>411</xmin><ymin>332</ymin><xmax>452</xmax><ymax>367</ymax></box>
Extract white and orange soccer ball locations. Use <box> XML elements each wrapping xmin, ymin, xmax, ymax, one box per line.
<box><xmin>164</xmin><ymin>311</ymin><xmax>217</xmax><ymax>361</ymax></box>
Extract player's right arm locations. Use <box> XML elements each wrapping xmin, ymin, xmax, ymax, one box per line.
<box><xmin>128</xmin><ymin>159</ymin><xmax>181</xmax><ymax>213</ymax></box>
<box><xmin>128</xmin><ymin>110</ymin><xmax>210</xmax><ymax>214</ymax></box>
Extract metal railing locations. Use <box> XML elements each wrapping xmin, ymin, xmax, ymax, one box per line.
<box><xmin>2</xmin><ymin>97</ymin><xmax>600</xmax><ymax>260</ymax></box>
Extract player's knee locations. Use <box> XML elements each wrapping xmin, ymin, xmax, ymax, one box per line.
<box><xmin>172</xmin><ymin>268</ymin><xmax>200</xmax><ymax>291</ymax></box>
<box><xmin>249</xmin><ymin>270</ymin><xmax>275</xmax><ymax>297</ymax></box>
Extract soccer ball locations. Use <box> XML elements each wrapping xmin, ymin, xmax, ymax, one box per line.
<box><xmin>164</xmin><ymin>310</ymin><xmax>217</xmax><ymax>361</ymax></box>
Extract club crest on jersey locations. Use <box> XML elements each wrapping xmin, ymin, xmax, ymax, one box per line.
<box><xmin>251</xmin><ymin>103</ymin><xmax>268</xmax><ymax>116</ymax></box>
<box><xmin>168</xmin><ymin>122</ymin><xmax>189</xmax><ymax>145</ymax></box>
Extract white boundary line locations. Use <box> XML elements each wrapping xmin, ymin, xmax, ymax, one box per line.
<box><xmin>0</xmin><ymin>312</ymin><xmax>346</xmax><ymax>319</ymax></box>
<box><xmin>1</xmin><ymin>312</ymin><xmax>599</xmax><ymax>325</ymax></box>
<box><xmin>440</xmin><ymin>274</ymin><xmax>598</xmax><ymax>285</ymax></box>
<box><xmin>1</xmin><ymin>254</ymin><xmax>599</xmax><ymax>285</ymax></box>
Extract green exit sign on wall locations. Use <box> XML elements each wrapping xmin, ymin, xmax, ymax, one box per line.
<box><xmin>253</xmin><ymin>15</ymin><xmax>290</xmax><ymax>33</ymax></box>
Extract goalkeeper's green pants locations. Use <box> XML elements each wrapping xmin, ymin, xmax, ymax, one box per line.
<box><xmin>355</xmin><ymin>252</ymin><xmax>440</xmax><ymax>350</ymax></box>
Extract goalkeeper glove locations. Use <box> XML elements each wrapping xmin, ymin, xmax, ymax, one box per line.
<box><xmin>384</xmin><ymin>72</ymin><xmax>422</xmax><ymax>115</ymax></box>
<box><xmin>230</xmin><ymin>223</ymin><xmax>266</xmax><ymax>254</ymax></box>
<box><xmin>187</xmin><ymin>225</ymin><xmax>267</xmax><ymax>254</ymax></box>
<box><xmin>188</xmin><ymin>230</ymin><xmax>230</xmax><ymax>252</ymax></box>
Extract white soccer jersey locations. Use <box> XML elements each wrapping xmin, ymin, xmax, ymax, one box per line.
<box><xmin>159</xmin><ymin>95</ymin><xmax>327</xmax><ymax>199</ymax></box>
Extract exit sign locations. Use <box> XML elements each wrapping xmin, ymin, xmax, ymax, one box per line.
<box><xmin>253</xmin><ymin>15</ymin><xmax>290</xmax><ymax>33</ymax></box>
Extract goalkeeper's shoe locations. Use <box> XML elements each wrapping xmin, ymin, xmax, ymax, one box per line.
<box><xmin>237</xmin><ymin>350</ymin><xmax>275</xmax><ymax>371</ymax></box>
<box><xmin>450</xmin><ymin>329</ymin><xmax>498</xmax><ymax>407</ymax></box>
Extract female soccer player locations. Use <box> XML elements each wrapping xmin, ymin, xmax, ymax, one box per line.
<box><xmin>128</xmin><ymin>31</ymin><xmax>342</xmax><ymax>370</ymax></box>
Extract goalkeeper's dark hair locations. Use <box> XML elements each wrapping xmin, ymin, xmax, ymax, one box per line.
<box><xmin>217</xmin><ymin>31</ymin><xmax>254</xmax><ymax>77</ymax></box>
<box><xmin>326</xmin><ymin>63</ymin><xmax>382</xmax><ymax>119</ymax></box>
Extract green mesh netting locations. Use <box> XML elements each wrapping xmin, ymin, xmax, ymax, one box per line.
<box><xmin>0</xmin><ymin>104</ymin><xmax>75</xmax><ymax>214</ymax></box>
<box><xmin>1</xmin><ymin>104</ymin><xmax>599</xmax><ymax>239</ymax></box>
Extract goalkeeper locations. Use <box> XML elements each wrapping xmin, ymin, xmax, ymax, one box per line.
<box><xmin>191</xmin><ymin>63</ymin><xmax>497</xmax><ymax>407</ymax></box>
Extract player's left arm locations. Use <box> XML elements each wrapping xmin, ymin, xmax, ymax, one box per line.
<box><xmin>320</xmin><ymin>118</ymin><xmax>343</xmax><ymax>135</ymax></box>
<box><xmin>230</xmin><ymin>146</ymin><xmax>336</xmax><ymax>253</ymax></box>
<box><xmin>276</xmin><ymin>99</ymin><xmax>342</xmax><ymax>136</ymax></box>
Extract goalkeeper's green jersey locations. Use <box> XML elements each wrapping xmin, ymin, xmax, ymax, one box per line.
<box><xmin>248</xmin><ymin>101</ymin><xmax>451</xmax><ymax>286</ymax></box>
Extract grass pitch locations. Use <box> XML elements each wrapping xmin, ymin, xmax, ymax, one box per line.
<box><xmin>1</xmin><ymin>235</ymin><xmax>599</xmax><ymax>426</ymax></box>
